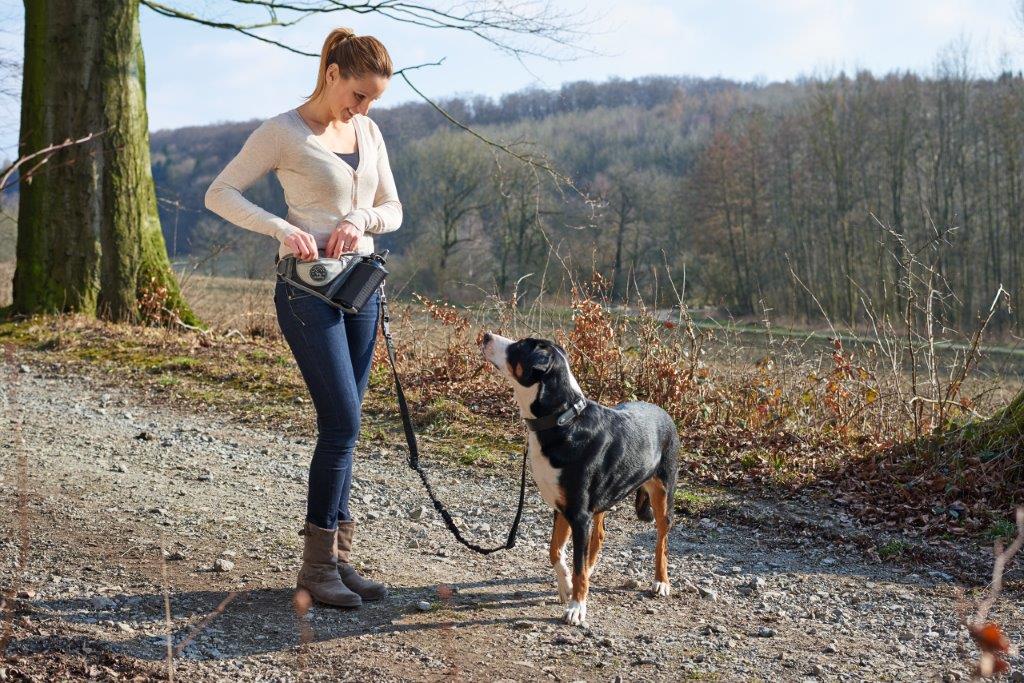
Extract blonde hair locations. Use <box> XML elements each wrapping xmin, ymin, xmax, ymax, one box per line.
<box><xmin>307</xmin><ymin>28</ymin><xmax>393</xmax><ymax>101</ymax></box>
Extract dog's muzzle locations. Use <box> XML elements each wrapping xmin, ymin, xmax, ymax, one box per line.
<box><xmin>480</xmin><ymin>332</ymin><xmax>511</xmax><ymax>369</ymax></box>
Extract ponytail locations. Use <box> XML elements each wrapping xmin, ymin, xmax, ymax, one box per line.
<box><xmin>307</xmin><ymin>28</ymin><xmax>393</xmax><ymax>102</ymax></box>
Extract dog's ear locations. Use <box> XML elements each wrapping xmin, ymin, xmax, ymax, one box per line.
<box><xmin>526</xmin><ymin>345</ymin><xmax>553</xmax><ymax>373</ymax></box>
<box><xmin>509</xmin><ymin>339</ymin><xmax>554</xmax><ymax>385</ymax></box>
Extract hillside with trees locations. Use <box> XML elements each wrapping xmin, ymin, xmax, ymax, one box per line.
<box><xmin>150</xmin><ymin>66</ymin><xmax>1024</xmax><ymax>333</ymax></box>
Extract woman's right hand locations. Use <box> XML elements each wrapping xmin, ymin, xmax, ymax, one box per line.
<box><xmin>283</xmin><ymin>231</ymin><xmax>319</xmax><ymax>261</ymax></box>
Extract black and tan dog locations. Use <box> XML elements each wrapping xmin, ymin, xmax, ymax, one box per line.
<box><xmin>480</xmin><ymin>333</ymin><xmax>679</xmax><ymax>625</ymax></box>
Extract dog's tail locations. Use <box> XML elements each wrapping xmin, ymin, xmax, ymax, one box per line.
<box><xmin>634</xmin><ymin>488</ymin><xmax>654</xmax><ymax>522</ymax></box>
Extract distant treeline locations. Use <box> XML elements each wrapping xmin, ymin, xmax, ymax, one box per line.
<box><xmin>150</xmin><ymin>68</ymin><xmax>1024</xmax><ymax>330</ymax></box>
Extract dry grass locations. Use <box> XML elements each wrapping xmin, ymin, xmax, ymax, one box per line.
<box><xmin>0</xmin><ymin>265</ymin><xmax>280</xmax><ymax>338</ymax></box>
<box><xmin>177</xmin><ymin>272</ymin><xmax>280</xmax><ymax>339</ymax></box>
<box><xmin>2</xmin><ymin>266</ymin><xmax>1022</xmax><ymax>534</ymax></box>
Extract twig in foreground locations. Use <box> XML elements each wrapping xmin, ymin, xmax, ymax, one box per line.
<box><xmin>962</xmin><ymin>506</ymin><xmax>1023</xmax><ymax>678</ymax></box>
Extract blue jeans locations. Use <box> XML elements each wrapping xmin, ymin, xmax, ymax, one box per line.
<box><xmin>274</xmin><ymin>278</ymin><xmax>380</xmax><ymax>529</ymax></box>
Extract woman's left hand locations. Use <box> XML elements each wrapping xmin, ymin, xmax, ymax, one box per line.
<box><xmin>326</xmin><ymin>221</ymin><xmax>364</xmax><ymax>258</ymax></box>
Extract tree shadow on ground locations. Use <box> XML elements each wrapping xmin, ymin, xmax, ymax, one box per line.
<box><xmin>19</xmin><ymin>575</ymin><xmax>587</xmax><ymax>662</ymax></box>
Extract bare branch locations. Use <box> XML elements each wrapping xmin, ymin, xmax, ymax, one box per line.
<box><xmin>962</xmin><ymin>506</ymin><xmax>1023</xmax><ymax>677</ymax></box>
<box><xmin>398</xmin><ymin>70</ymin><xmax>572</xmax><ymax>188</ymax></box>
<box><xmin>141</xmin><ymin>0</ymin><xmax>320</xmax><ymax>56</ymax></box>
<box><xmin>972</xmin><ymin>506</ymin><xmax>1024</xmax><ymax>626</ymax></box>
<box><xmin>0</xmin><ymin>132</ymin><xmax>104</xmax><ymax>192</ymax></box>
<box><xmin>144</xmin><ymin>0</ymin><xmax>597</xmax><ymax>62</ymax></box>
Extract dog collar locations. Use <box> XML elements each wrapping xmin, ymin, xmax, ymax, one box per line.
<box><xmin>524</xmin><ymin>397</ymin><xmax>587</xmax><ymax>432</ymax></box>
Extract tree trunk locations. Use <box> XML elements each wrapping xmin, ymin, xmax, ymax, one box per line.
<box><xmin>13</xmin><ymin>0</ymin><xmax>197</xmax><ymax>325</ymax></box>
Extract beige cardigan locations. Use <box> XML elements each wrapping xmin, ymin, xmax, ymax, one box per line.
<box><xmin>204</xmin><ymin>109</ymin><xmax>402</xmax><ymax>259</ymax></box>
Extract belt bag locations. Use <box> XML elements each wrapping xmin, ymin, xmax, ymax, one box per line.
<box><xmin>275</xmin><ymin>251</ymin><xmax>389</xmax><ymax>313</ymax></box>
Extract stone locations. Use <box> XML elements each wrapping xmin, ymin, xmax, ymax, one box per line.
<box><xmin>415</xmin><ymin>600</ymin><xmax>431</xmax><ymax>611</ymax></box>
<box><xmin>698</xmin><ymin>586</ymin><xmax>718</xmax><ymax>601</ymax></box>
<box><xmin>90</xmin><ymin>596</ymin><xmax>115</xmax><ymax>610</ymax></box>
<box><xmin>213</xmin><ymin>558</ymin><xmax>235</xmax><ymax>572</ymax></box>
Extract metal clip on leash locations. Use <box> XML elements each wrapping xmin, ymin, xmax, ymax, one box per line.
<box><xmin>377</xmin><ymin>285</ymin><xmax>528</xmax><ymax>555</ymax></box>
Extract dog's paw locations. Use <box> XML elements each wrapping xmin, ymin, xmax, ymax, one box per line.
<box><xmin>563</xmin><ymin>600</ymin><xmax>587</xmax><ymax>626</ymax></box>
<box><xmin>651</xmin><ymin>581</ymin><xmax>671</xmax><ymax>597</ymax></box>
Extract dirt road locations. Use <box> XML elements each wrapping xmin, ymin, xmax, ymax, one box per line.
<box><xmin>1</xmin><ymin>348</ymin><xmax>1020</xmax><ymax>681</ymax></box>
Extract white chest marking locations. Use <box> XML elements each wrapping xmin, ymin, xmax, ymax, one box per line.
<box><xmin>528</xmin><ymin>431</ymin><xmax>563</xmax><ymax>509</ymax></box>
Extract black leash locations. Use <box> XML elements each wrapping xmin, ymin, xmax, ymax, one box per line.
<box><xmin>377</xmin><ymin>286</ymin><xmax>528</xmax><ymax>555</ymax></box>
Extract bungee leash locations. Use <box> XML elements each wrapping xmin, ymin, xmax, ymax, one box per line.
<box><xmin>377</xmin><ymin>286</ymin><xmax>528</xmax><ymax>555</ymax></box>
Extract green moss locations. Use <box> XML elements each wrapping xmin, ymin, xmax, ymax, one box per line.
<box><xmin>673</xmin><ymin>489</ymin><xmax>716</xmax><ymax>513</ymax></box>
<box><xmin>150</xmin><ymin>356</ymin><xmax>201</xmax><ymax>372</ymax></box>
<box><xmin>156</xmin><ymin>374</ymin><xmax>181</xmax><ymax>387</ymax></box>
<box><xmin>987</xmin><ymin>518</ymin><xmax>1017</xmax><ymax>542</ymax></box>
<box><xmin>456</xmin><ymin>444</ymin><xmax>504</xmax><ymax>467</ymax></box>
<box><xmin>877</xmin><ymin>539</ymin><xmax>908</xmax><ymax>560</ymax></box>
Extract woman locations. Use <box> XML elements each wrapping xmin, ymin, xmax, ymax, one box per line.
<box><xmin>205</xmin><ymin>27</ymin><xmax>402</xmax><ymax>608</ymax></box>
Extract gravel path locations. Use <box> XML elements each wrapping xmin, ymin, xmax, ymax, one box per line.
<box><xmin>1</xmin><ymin>349</ymin><xmax>1022</xmax><ymax>682</ymax></box>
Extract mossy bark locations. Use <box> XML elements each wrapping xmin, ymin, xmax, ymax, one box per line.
<box><xmin>14</xmin><ymin>0</ymin><xmax>198</xmax><ymax>325</ymax></box>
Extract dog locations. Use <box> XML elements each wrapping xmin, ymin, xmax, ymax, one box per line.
<box><xmin>480</xmin><ymin>332</ymin><xmax>679</xmax><ymax>625</ymax></box>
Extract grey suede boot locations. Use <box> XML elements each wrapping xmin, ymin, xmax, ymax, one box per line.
<box><xmin>336</xmin><ymin>520</ymin><xmax>388</xmax><ymax>601</ymax></box>
<box><xmin>296</xmin><ymin>522</ymin><xmax>362</xmax><ymax>608</ymax></box>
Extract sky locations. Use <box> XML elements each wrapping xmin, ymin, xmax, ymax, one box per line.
<box><xmin>1</xmin><ymin>0</ymin><xmax>1023</xmax><ymax>159</ymax></box>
